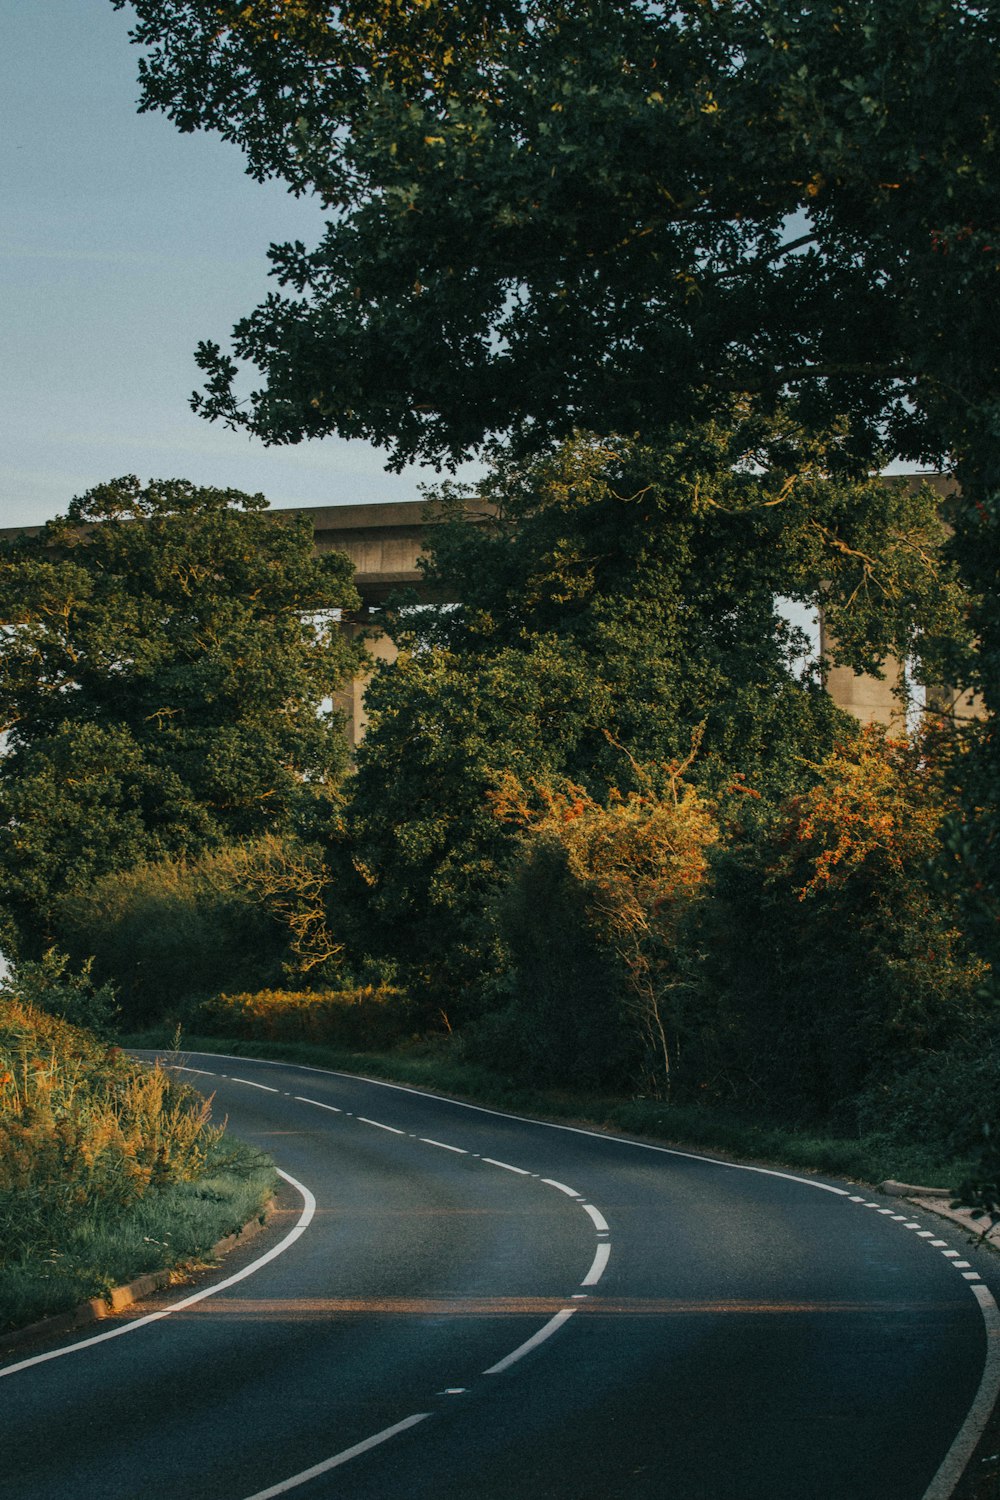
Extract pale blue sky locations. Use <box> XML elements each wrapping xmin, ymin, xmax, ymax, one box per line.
<box><xmin>1</xmin><ymin>0</ymin><xmax>467</xmax><ymax>529</ymax></box>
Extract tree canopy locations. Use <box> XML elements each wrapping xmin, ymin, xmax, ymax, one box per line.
<box><xmin>0</xmin><ymin>478</ymin><xmax>362</xmax><ymax>953</ymax></box>
<box><xmin>117</xmin><ymin>0</ymin><xmax>999</xmax><ymax>477</ymax></box>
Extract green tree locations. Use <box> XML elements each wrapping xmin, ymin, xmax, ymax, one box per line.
<box><xmin>0</xmin><ymin>477</ymin><xmax>362</xmax><ymax>954</ymax></box>
<box><xmin>344</xmin><ymin>425</ymin><xmax>971</xmax><ymax>1008</ymax></box>
<box><xmin>693</xmin><ymin>724</ymin><xmax>990</xmax><ymax>1130</ymax></box>
<box><xmin>416</xmin><ymin>425</ymin><xmax>972</xmax><ymax>793</ymax></box>
<box><xmin>117</xmin><ymin>0</ymin><xmax>1000</xmax><ymax>961</ymax></box>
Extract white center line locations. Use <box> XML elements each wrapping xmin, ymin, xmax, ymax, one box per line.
<box><xmin>582</xmin><ymin>1242</ymin><xmax>612</xmax><ymax>1287</ymax></box>
<box><xmin>239</xmin><ymin>1413</ymin><xmax>432</xmax><ymax>1500</ymax></box>
<box><xmin>419</xmin><ymin>1138</ymin><xmax>467</xmax><ymax>1154</ymax></box>
<box><xmin>293</xmin><ymin>1096</ymin><xmax>341</xmax><ymax>1113</ymax></box>
<box><xmin>581</xmin><ymin>1202</ymin><xmax>610</xmax><ymax>1234</ymax></box>
<box><xmin>541</xmin><ymin>1178</ymin><xmax>583</xmax><ymax>1199</ymax></box>
<box><xmin>230</xmin><ymin>1077</ymin><xmax>279</xmax><ymax>1094</ymax></box>
<box><xmin>483</xmin><ymin>1309</ymin><xmax>577</xmax><ymax>1375</ymax></box>
<box><xmin>356</xmin><ymin>1117</ymin><xmax>406</xmax><ymax>1135</ymax></box>
<box><xmin>482</xmin><ymin>1157</ymin><xmax>531</xmax><ymax>1176</ymax></box>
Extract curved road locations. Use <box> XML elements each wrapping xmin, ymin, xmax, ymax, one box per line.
<box><xmin>3</xmin><ymin>1051</ymin><xmax>999</xmax><ymax>1500</ymax></box>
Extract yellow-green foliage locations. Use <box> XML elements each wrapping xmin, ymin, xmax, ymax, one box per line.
<box><xmin>196</xmin><ymin>985</ymin><xmax>413</xmax><ymax>1050</ymax></box>
<box><xmin>0</xmin><ymin>998</ymin><xmax>220</xmax><ymax>1257</ymax></box>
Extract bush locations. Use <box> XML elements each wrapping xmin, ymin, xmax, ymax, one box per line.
<box><xmin>54</xmin><ymin>835</ymin><xmax>342</xmax><ymax>1027</ymax></box>
<box><xmin>0</xmin><ymin>997</ymin><xmax>220</xmax><ymax>1262</ymax></box>
<box><xmin>692</xmin><ymin>724</ymin><xmax>990</xmax><ymax>1134</ymax></box>
<box><xmin>482</xmin><ymin>765</ymin><xmax>718</xmax><ymax>1096</ymax></box>
<box><xmin>462</xmin><ymin>840</ymin><xmax>638</xmax><ymax>1090</ymax></box>
<box><xmin>3</xmin><ymin>950</ymin><xmax>120</xmax><ymax>1039</ymax></box>
<box><xmin>194</xmin><ymin>985</ymin><xmax>417</xmax><ymax>1050</ymax></box>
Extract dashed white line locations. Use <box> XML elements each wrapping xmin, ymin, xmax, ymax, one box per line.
<box><xmin>483</xmin><ymin>1309</ymin><xmax>578</xmax><ymax>1375</ymax></box>
<box><xmin>240</xmin><ymin>1413</ymin><xmax>432</xmax><ymax>1500</ymax></box>
<box><xmin>293</xmin><ymin>1095</ymin><xmax>341</xmax><ymax>1113</ymax></box>
<box><xmin>581</xmin><ymin>1202</ymin><xmax>610</xmax><ymax>1234</ymax></box>
<box><xmin>419</xmin><ymin>1138</ymin><xmax>468</xmax><ymax>1154</ymax></box>
<box><xmin>541</xmin><ymin>1178</ymin><xmax>583</xmax><ymax>1199</ymax></box>
<box><xmin>357</xmin><ymin>1117</ymin><xmax>406</xmax><ymax>1136</ymax></box>
<box><xmin>229</xmin><ymin>1077</ymin><xmax>280</xmax><ymax>1093</ymax></box>
<box><xmin>582</xmin><ymin>1242</ymin><xmax>612</xmax><ymax>1287</ymax></box>
<box><xmin>482</xmin><ymin>1157</ymin><xmax>531</xmax><ymax>1176</ymax></box>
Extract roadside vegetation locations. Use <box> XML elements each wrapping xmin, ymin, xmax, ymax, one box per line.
<box><xmin>3</xmin><ymin>0</ymin><xmax>1000</xmax><ymax>1336</ymax></box>
<box><xmin>0</xmin><ymin>978</ymin><xmax>275</xmax><ymax>1334</ymax></box>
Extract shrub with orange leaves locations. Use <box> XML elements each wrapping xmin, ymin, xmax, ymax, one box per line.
<box><xmin>693</xmin><ymin>721</ymin><xmax>990</xmax><ymax>1132</ymax></box>
<box><xmin>488</xmin><ymin>762</ymin><xmax>718</xmax><ymax>1095</ymax></box>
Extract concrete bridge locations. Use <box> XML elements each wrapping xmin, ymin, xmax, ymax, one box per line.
<box><xmin>293</xmin><ymin>489</ymin><xmax>981</xmax><ymax>743</ymax></box>
<box><xmin>1</xmin><ymin>486</ymin><xmax>978</xmax><ymax>746</ymax></box>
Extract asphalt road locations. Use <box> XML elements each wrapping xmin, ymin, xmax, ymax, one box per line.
<box><xmin>3</xmin><ymin>1050</ymin><xmax>999</xmax><ymax>1500</ymax></box>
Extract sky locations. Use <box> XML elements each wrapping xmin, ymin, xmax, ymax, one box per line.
<box><xmin>1</xmin><ymin>0</ymin><xmax>474</xmax><ymax>530</ymax></box>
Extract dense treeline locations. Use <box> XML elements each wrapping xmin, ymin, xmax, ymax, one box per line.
<box><xmin>4</xmin><ymin>0</ymin><xmax>1000</xmax><ymax>1199</ymax></box>
<box><xmin>0</xmin><ymin>449</ymin><xmax>991</xmax><ymax>1176</ymax></box>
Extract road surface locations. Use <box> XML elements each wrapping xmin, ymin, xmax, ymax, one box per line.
<box><xmin>2</xmin><ymin>1050</ymin><xmax>998</xmax><ymax>1500</ymax></box>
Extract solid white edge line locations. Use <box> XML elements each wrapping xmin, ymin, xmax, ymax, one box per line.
<box><xmin>239</xmin><ymin>1413</ymin><xmax>432</xmax><ymax>1500</ymax></box>
<box><xmin>0</xmin><ymin>1168</ymin><xmax>316</xmax><ymax>1380</ymax></box>
<box><xmin>165</xmin><ymin>1050</ymin><xmax>851</xmax><ymax>1196</ymax></box>
<box><xmin>141</xmin><ymin>1049</ymin><xmax>1000</xmax><ymax>1499</ymax></box>
<box><xmin>922</xmin><ymin>1283</ymin><xmax>1000</xmax><ymax>1500</ymax></box>
<box><xmin>582</xmin><ymin>1242</ymin><xmax>612</xmax><ymax>1288</ymax></box>
<box><xmin>484</xmin><ymin>1308</ymin><xmax>577</xmax><ymax>1375</ymax></box>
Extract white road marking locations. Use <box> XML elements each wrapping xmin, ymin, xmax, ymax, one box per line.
<box><xmin>943</xmin><ymin>1251</ymin><xmax>961</xmax><ymax>1258</ymax></box>
<box><xmin>963</xmin><ymin>1272</ymin><xmax>982</xmax><ymax>1281</ymax></box>
<box><xmin>179</xmin><ymin>1052</ymin><xmax>852</xmax><ymax>1195</ymax></box>
<box><xmin>849</xmin><ymin>1195</ymin><xmax>866</xmax><ymax>1202</ymax></box>
<box><xmin>483</xmin><ymin>1309</ymin><xmax>577</xmax><ymax>1375</ymax></box>
<box><xmin>954</xmin><ymin>1261</ymin><xmax>972</xmax><ymax>1269</ymax></box>
<box><xmin>230</xmin><ymin>1077</ymin><xmax>279</xmax><ymax>1094</ymax></box>
<box><xmin>930</xmin><ymin>1240</ymin><xmax>949</xmax><ymax>1248</ymax></box>
<box><xmin>904</xmin><ymin>1223</ymin><xmax>923</xmax><ymax>1230</ymax></box>
<box><xmin>0</xmin><ymin>1169</ymin><xmax>316</xmax><ymax>1379</ymax></box>
<box><xmin>581</xmin><ymin>1203</ymin><xmax>610</xmax><ymax>1234</ymax></box>
<box><xmin>482</xmin><ymin>1157</ymin><xmax>531</xmax><ymax>1176</ymax></box>
<box><xmin>922</xmin><ymin>1284</ymin><xmax>1000</xmax><ymax>1500</ymax></box>
<box><xmin>240</xmin><ymin>1413</ymin><xmax>432</xmax><ymax>1500</ymax></box>
<box><xmin>293</xmin><ymin>1096</ymin><xmax>341</xmax><ymax>1113</ymax></box>
<box><xmin>357</xmin><ymin>1117</ymin><xmax>406</xmax><ymax>1135</ymax></box>
<box><xmin>541</xmin><ymin>1178</ymin><xmax>583</xmax><ymax>1199</ymax></box>
<box><xmin>582</xmin><ymin>1242</ymin><xmax>612</xmax><ymax>1287</ymax></box>
<box><xmin>419</xmin><ymin>1137</ymin><xmax>467</xmax><ymax>1154</ymax></box>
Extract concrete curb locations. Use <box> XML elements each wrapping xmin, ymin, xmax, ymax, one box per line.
<box><xmin>880</xmin><ymin>1180</ymin><xmax>1000</xmax><ymax>1252</ymax></box>
<box><xmin>0</xmin><ymin>1200</ymin><xmax>274</xmax><ymax>1356</ymax></box>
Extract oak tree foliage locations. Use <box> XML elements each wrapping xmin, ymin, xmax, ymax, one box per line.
<box><xmin>0</xmin><ymin>477</ymin><xmax>362</xmax><ymax>953</ymax></box>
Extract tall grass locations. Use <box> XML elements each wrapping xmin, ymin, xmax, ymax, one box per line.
<box><xmin>0</xmin><ymin>999</ymin><xmax>276</xmax><ymax>1332</ymax></box>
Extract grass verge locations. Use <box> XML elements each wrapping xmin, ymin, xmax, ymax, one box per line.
<box><xmin>1</xmin><ymin>1001</ymin><xmax>277</xmax><ymax>1335</ymax></box>
<box><xmin>125</xmin><ymin>1029</ymin><xmax>974</xmax><ymax>1191</ymax></box>
<box><xmin>0</xmin><ymin>1133</ymin><xmax>275</xmax><ymax>1335</ymax></box>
